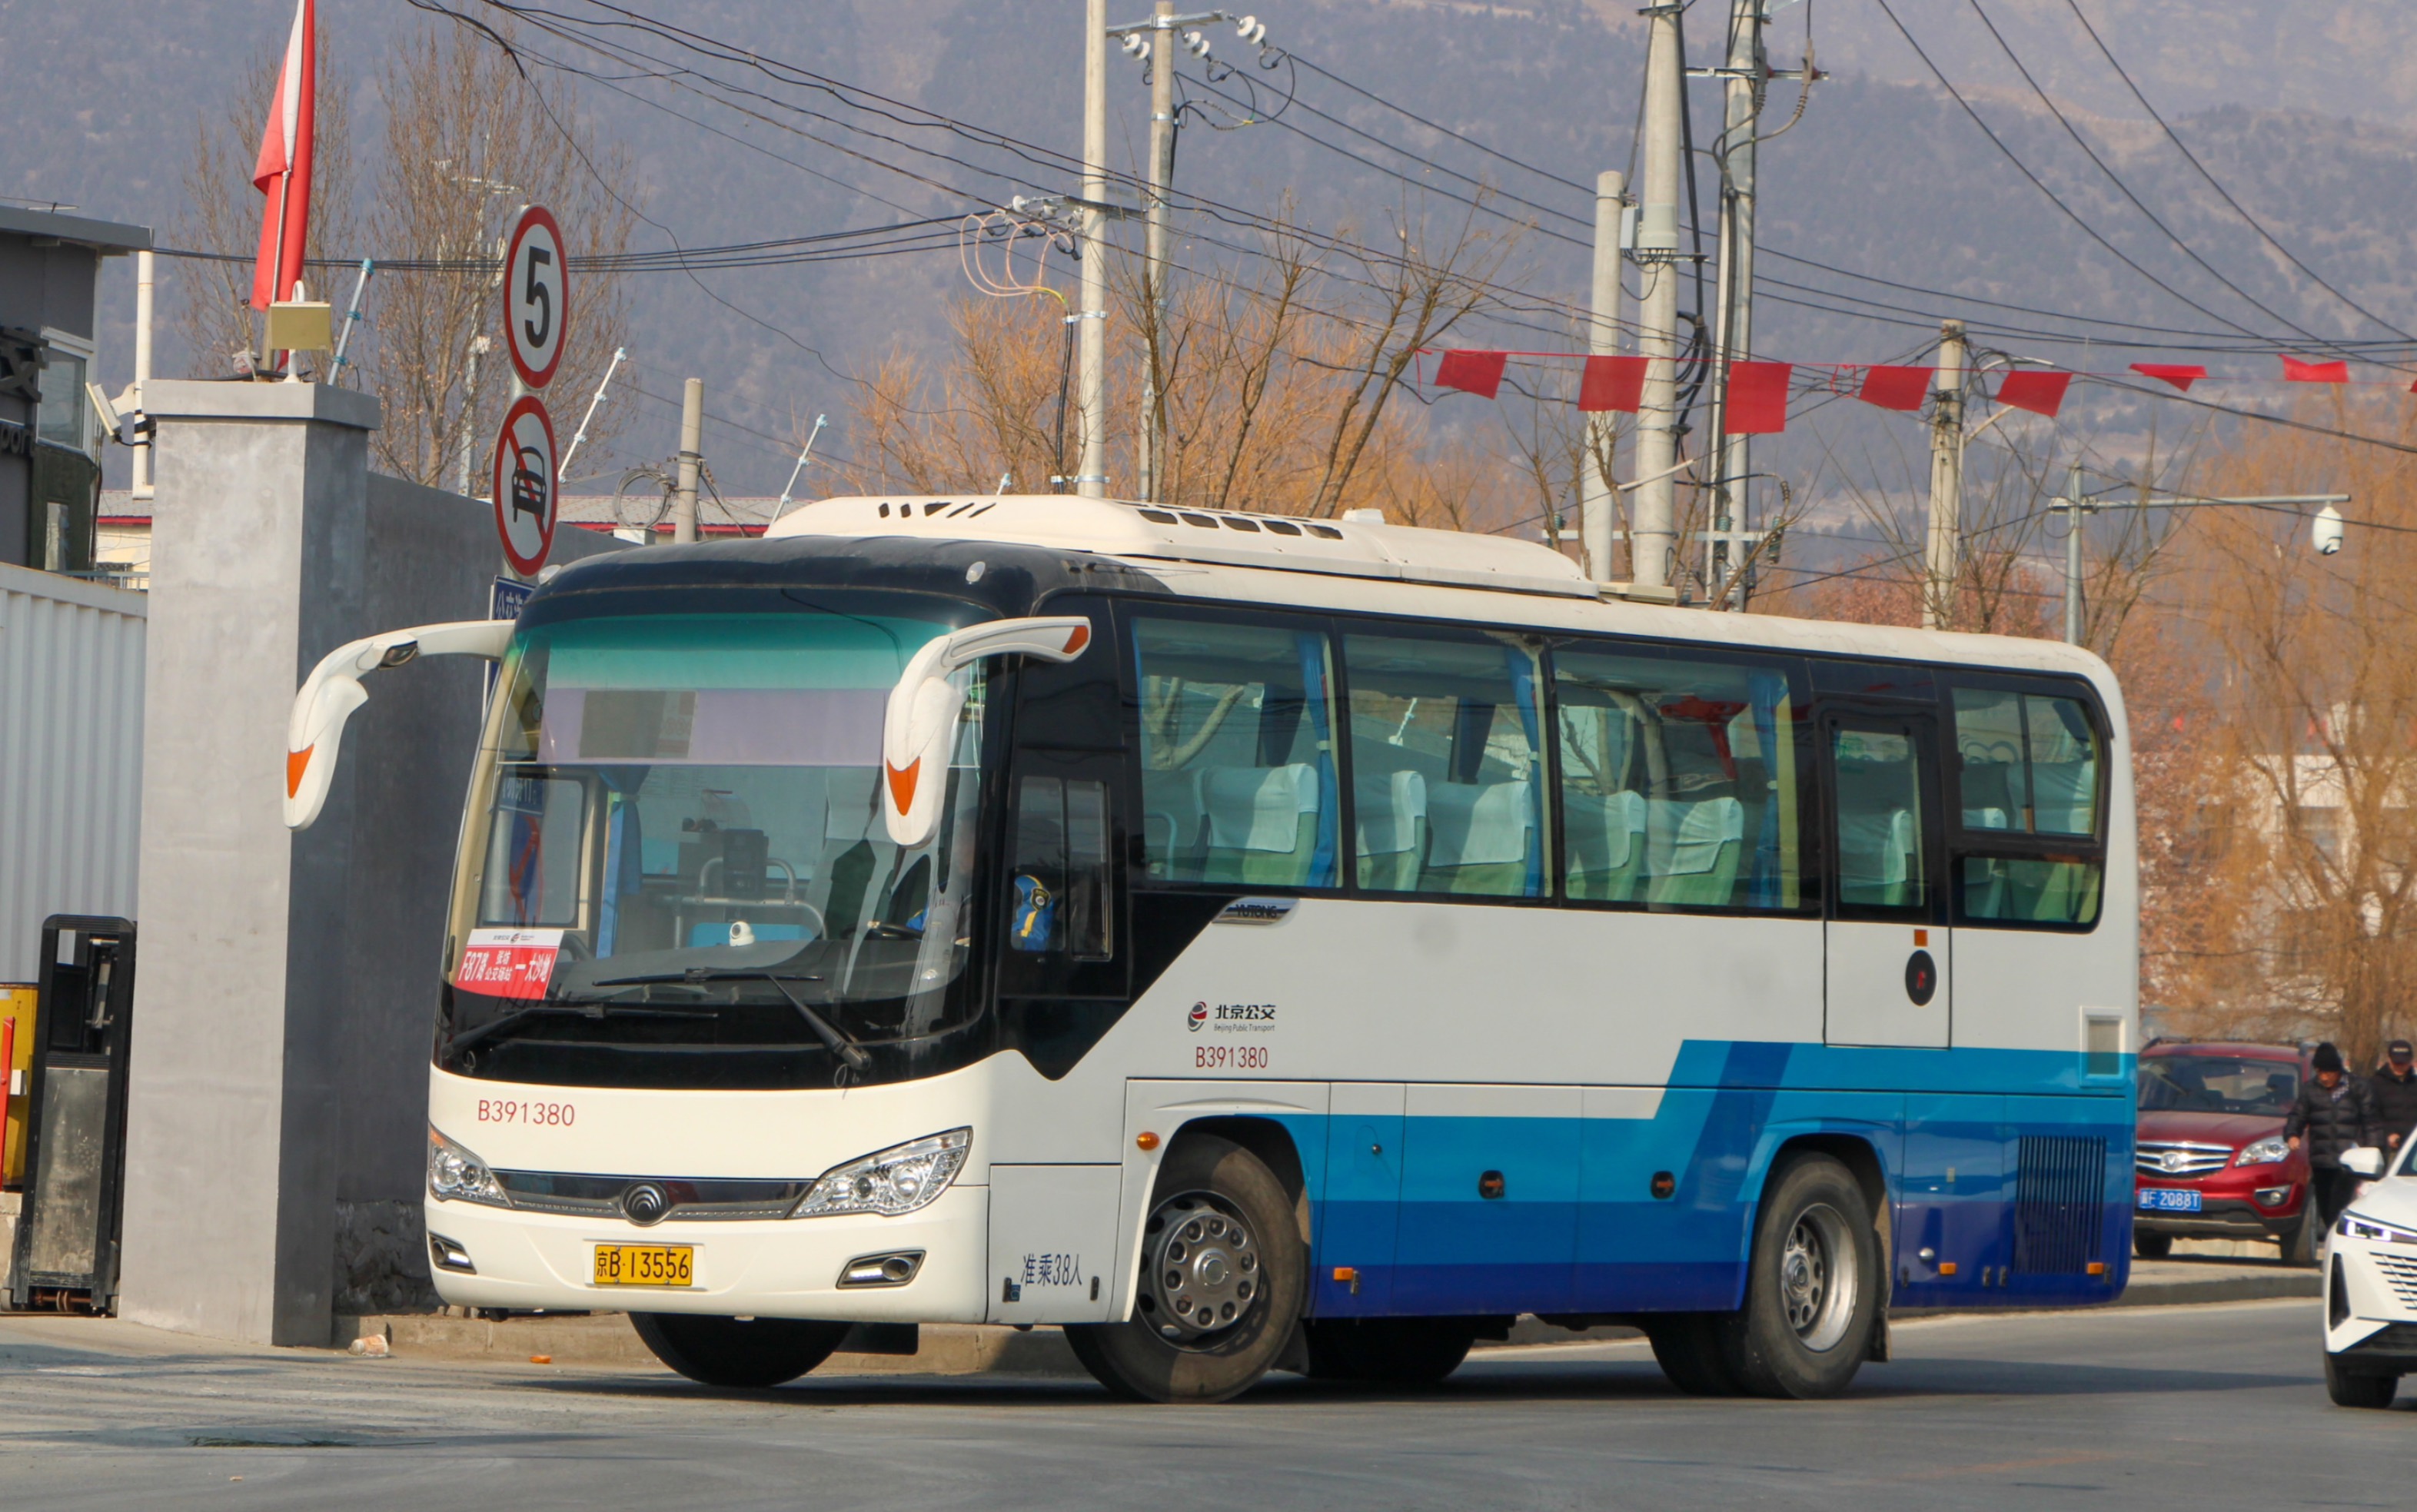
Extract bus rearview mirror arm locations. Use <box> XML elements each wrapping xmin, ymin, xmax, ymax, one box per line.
<box><xmin>883</xmin><ymin>616</ymin><xmax>1093</xmax><ymax>847</ymax></box>
<box><xmin>284</xmin><ymin>620</ymin><xmax>517</xmax><ymax>831</ymax></box>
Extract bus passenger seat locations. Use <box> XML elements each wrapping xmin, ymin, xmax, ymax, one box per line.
<box><xmin>1564</xmin><ymin>788</ymin><xmax>1645</xmax><ymax>901</ymax></box>
<box><xmin>1141</xmin><ymin>773</ymin><xmax>1208</xmax><ymax>879</ymax></box>
<box><xmin>1646</xmin><ymin>796</ymin><xmax>1744</xmax><ymax>906</ymax></box>
<box><xmin>1354</xmin><ymin>768</ymin><xmax>1427</xmax><ymax>890</ymax></box>
<box><xmin>1421</xmin><ymin>779</ymin><xmax>1533</xmax><ymax>895</ymax></box>
<box><xmin>2030</xmin><ymin>761</ymin><xmax>2094</xmax><ymax>834</ymax></box>
<box><xmin>1200</xmin><ymin>764</ymin><xmax>1323</xmax><ymax>886</ymax></box>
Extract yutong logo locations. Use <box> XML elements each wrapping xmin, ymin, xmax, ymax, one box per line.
<box><xmin>1190</xmin><ymin>1002</ymin><xmax>1278</xmax><ymax>1034</ymax></box>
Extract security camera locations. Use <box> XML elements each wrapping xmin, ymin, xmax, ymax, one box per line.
<box><xmin>2313</xmin><ymin>504</ymin><xmax>2345</xmax><ymax>556</ymax></box>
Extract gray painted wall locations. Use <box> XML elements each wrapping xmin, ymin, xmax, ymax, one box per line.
<box><xmin>118</xmin><ymin>380</ymin><xmax>622</xmax><ymax>1343</ymax></box>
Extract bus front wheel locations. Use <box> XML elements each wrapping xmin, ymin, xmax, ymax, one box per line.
<box><xmin>1305</xmin><ymin>1318</ymin><xmax>1478</xmax><ymax>1386</ymax></box>
<box><xmin>1064</xmin><ymin>1135</ymin><xmax>1306</xmax><ymax>1403</ymax></box>
<box><xmin>1719</xmin><ymin>1155</ymin><xmax>1881</xmax><ymax>1400</ymax></box>
<box><xmin>630</xmin><ymin>1313</ymin><xmax>850</xmax><ymax>1389</ymax></box>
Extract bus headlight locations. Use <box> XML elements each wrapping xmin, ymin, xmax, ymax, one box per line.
<box><xmin>790</xmin><ymin>1128</ymin><xmax>971</xmax><ymax>1219</ymax></box>
<box><xmin>428</xmin><ymin>1126</ymin><xmax>510</xmax><ymax>1207</ymax></box>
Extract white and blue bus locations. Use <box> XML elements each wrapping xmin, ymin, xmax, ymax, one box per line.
<box><xmin>285</xmin><ymin>496</ymin><xmax>2136</xmax><ymax>1401</ymax></box>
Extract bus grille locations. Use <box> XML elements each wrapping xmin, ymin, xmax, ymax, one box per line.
<box><xmin>2013</xmin><ymin>1135</ymin><xmax>2108</xmax><ymax>1274</ymax></box>
<box><xmin>2134</xmin><ymin>1141</ymin><xmax>2232</xmax><ymax>1177</ymax></box>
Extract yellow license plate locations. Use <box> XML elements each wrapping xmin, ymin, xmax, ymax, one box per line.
<box><xmin>592</xmin><ymin>1243</ymin><xmax>695</xmax><ymax>1288</ymax></box>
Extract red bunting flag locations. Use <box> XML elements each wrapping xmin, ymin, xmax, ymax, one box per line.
<box><xmin>1993</xmin><ymin>369</ymin><xmax>2071</xmax><ymax>418</ymax></box>
<box><xmin>1578</xmin><ymin>354</ymin><xmax>1647</xmax><ymax>414</ymax></box>
<box><xmin>2131</xmin><ymin>363</ymin><xmax>2206</xmax><ymax>392</ymax></box>
<box><xmin>2281</xmin><ymin>355</ymin><xmax>2349</xmax><ymax>384</ymax></box>
<box><xmin>1434</xmin><ymin>350</ymin><xmax>1508</xmax><ymax>400</ymax></box>
<box><xmin>1856</xmin><ymin>365</ymin><xmax>1934</xmax><ymax>411</ymax></box>
<box><xmin>1726</xmin><ymin>361</ymin><xmax>1793</xmax><ymax>435</ymax></box>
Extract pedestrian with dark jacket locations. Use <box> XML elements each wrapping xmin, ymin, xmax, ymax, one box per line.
<box><xmin>2287</xmin><ymin>1042</ymin><xmax>2383</xmax><ymax>1237</ymax></box>
<box><xmin>2370</xmin><ymin>1039</ymin><xmax>2417</xmax><ymax>1154</ymax></box>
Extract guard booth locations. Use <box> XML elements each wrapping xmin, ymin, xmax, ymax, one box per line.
<box><xmin>10</xmin><ymin>917</ymin><xmax>135</xmax><ymax>1312</ymax></box>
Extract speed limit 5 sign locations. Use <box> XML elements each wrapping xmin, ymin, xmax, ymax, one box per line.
<box><xmin>504</xmin><ymin>204</ymin><xmax>568</xmax><ymax>389</ymax></box>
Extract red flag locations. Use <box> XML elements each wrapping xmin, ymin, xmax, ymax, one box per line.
<box><xmin>250</xmin><ymin>0</ymin><xmax>316</xmax><ymax>312</ymax></box>
<box><xmin>1725</xmin><ymin>361</ymin><xmax>1792</xmax><ymax>434</ymax></box>
<box><xmin>1993</xmin><ymin>369</ymin><xmax>2072</xmax><ymax>417</ymax></box>
<box><xmin>1578</xmin><ymin>354</ymin><xmax>1646</xmax><ymax>413</ymax></box>
<box><xmin>1856</xmin><ymin>365</ymin><xmax>1933</xmax><ymax>411</ymax></box>
<box><xmin>1433</xmin><ymin>350</ymin><xmax>1508</xmax><ymax>400</ymax></box>
<box><xmin>2282</xmin><ymin>355</ymin><xmax>2349</xmax><ymax>384</ymax></box>
<box><xmin>2130</xmin><ymin>363</ymin><xmax>2206</xmax><ymax>392</ymax></box>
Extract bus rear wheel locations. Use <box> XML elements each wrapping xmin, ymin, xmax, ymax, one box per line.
<box><xmin>1064</xmin><ymin>1135</ymin><xmax>1305</xmax><ymax>1403</ymax></box>
<box><xmin>630</xmin><ymin>1313</ymin><xmax>850</xmax><ymax>1389</ymax></box>
<box><xmin>1718</xmin><ymin>1155</ymin><xmax>1880</xmax><ymax>1400</ymax></box>
<box><xmin>1305</xmin><ymin>1318</ymin><xmax>1478</xmax><ymax>1386</ymax></box>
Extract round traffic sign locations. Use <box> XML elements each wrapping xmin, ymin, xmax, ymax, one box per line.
<box><xmin>492</xmin><ymin>394</ymin><xmax>559</xmax><ymax>577</ymax></box>
<box><xmin>504</xmin><ymin>204</ymin><xmax>569</xmax><ymax>389</ymax></box>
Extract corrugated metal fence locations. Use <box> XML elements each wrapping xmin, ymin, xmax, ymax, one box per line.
<box><xmin>0</xmin><ymin>563</ymin><xmax>145</xmax><ymax>984</ymax></box>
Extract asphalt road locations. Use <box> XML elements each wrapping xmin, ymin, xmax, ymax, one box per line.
<box><xmin>0</xmin><ymin>1300</ymin><xmax>2395</xmax><ymax>1510</ymax></box>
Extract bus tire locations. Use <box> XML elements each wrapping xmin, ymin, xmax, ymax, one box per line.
<box><xmin>1304</xmin><ymin>1318</ymin><xmax>1477</xmax><ymax>1386</ymax></box>
<box><xmin>1064</xmin><ymin>1135</ymin><xmax>1305</xmax><ymax>1403</ymax></box>
<box><xmin>1718</xmin><ymin>1155</ymin><xmax>1880</xmax><ymax>1400</ymax></box>
<box><xmin>2133</xmin><ymin>1230</ymin><xmax>2173</xmax><ymax>1260</ymax></box>
<box><xmin>630</xmin><ymin>1313</ymin><xmax>850</xmax><ymax>1389</ymax></box>
<box><xmin>1644</xmin><ymin>1313</ymin><xmax>1742</xmax><ymax>1396</ymax></box>
<box><xmin>2325</xmin><ymin>1351</ymin><xmax>2398</xmax><ymax>1409</ymax></box>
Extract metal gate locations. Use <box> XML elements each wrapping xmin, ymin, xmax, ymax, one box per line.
<box><xmin>10</xmin><ymin>916</ymin><xmax>135</xmax><ymax>1311</ymax></box>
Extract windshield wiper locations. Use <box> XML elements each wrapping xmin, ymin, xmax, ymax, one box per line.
<box><xmin>593</xmin><ymin>969</ymin><xmax>869</xmax><ymax>1072</ymax></box>
<box><xmin>447</xmin><ymin>995</ymin><xmax>718</xmax><ymax>1058</ymax></box>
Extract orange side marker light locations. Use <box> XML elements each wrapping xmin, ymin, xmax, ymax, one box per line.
<box><xmin>1135</xmin><ymin>1132</ymin><xmax>1160</xmax><ymax>1151</ymax></box>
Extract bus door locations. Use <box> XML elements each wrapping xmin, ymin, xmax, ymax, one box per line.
<box><xmin>1820</xmin><ymin>705</ymin><xmax>1949</xmax><ymax>1048</ymax></box>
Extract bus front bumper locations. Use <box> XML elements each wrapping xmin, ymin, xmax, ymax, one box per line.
<box><xmin>422</xmin><ymin>1184</ymin><xmax>990</xmax><ymax>1321</ymax></box>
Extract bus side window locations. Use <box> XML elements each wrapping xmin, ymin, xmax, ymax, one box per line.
<box><xmin>1950</xmin><ymin>683</ymin><xmax>2105</xmax><ymax>928</ymax></box>
<box><xmin>1132</xmin><ymin>616</ymin><xmax>1340</xmax><ymax>890</ymax></box>
<box><xmin>1342</xmin><ymin>630</ymin><xmax>1547</xmax><ymax>898</ymax></box>
<box><xmin>1553</xmin><ymin>644</ymin><xmax>1813</xmax><ymax>912</ymax></box>
<box><xmin>1009</xmin><ymin>775</ymin><xmax>1112</xmax><ymax>960</ymax></box>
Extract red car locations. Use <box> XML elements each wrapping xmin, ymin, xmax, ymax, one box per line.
<box><xmin>2133</xmin><ymin>1040</ymin><xmax>2315</xmax><ymax>1264</ymax></box>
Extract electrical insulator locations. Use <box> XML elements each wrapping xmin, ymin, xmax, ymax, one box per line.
<box><xmin>1235</xmin><ymin>15</ymin><xmax>1268</xmax><ymax>45</ymax></box>
<box><xmin>1183</xmin><ymin>28</ymin><xmax>1212</xmax><ymax>58</ymax></box>
<box><xmin>1122</xmin><ymin>33</ymin><xmax>1150</xmax><ymax>60</ymax></box>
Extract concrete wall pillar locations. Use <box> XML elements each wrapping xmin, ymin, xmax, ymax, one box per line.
<box><xmin>117</xmin><ymin>380</ymin><xmax>381</xmax><ymax>1345</ymax></box>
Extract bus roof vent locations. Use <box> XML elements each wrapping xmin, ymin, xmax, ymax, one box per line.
<box><xmin>765</xmin><ymin>496</ymin><xmax>1599</xmax><ymax>599</ymax></box>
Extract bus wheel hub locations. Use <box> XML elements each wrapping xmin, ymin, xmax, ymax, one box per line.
<box><xmin>1142</xmin><ymin>1192</ymin><xmax>1261</xmax><ymax>1344</ymax></box>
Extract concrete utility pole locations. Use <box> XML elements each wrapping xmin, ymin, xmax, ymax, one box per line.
<box><xmin>456</xmin><ymin>334</ymin><xmax>490</xmax><ymax>498</ymax></box>
<box><xmin>1705</xmin><ymin>0</ymin><xmax>1764</xmax><ymax>608</ymax></box>
<box><xmin>1579</xmin><ymin>169</ymin><xmax>1627</xmax><ymax>583</ymax></box>
<box><xmin>673</xmin><ymin>377</ymin><xmax>703</xmax><ymax>544</ymax></box>
<box><xmin>1629</xmin><ymin>2</ymin><xmax>1686</xmax><ymax>595</ymax></box>
<box><xmin>1923</xmin><ymin>319</ymin><xmax>1967</xmax><ymax>630</ymax></box>
<box><xmin>131</xmin><ymin>249</ymin><xmax>155</xmax><ymax>501</ymax></box>
<box><xmin>1076</xmin><ymin>0</ymin><xmax>1112</xmax><ymax>498</ymax></box>
<box><xmin>1139</xmin><ymin>0</ymin><xmax>1178</xmax><ymax>503</ymax></box>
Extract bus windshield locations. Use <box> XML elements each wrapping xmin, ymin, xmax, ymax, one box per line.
<box><xmin>441</xmin><ymin>603</ymin><xmax>989</xmax><ymax>1081</ymax></box>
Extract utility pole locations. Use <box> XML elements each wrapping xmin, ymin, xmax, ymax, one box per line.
<box><xmin>131</xmin><ymin>249</ymin><xmax>155</xmax><ymax>501</ymax></box>
<box><xmin>1580</xmin><ymin>170</ymin><xmax>1627</xmax><ymax>583</ymax></box>
<box><xmin>1705</xmin><ymin>0</ymin><xmax>1764</xmax><ymax>609</ymax></box>
<box><xmin>1923</xmin><ymin>319</ymin><xmax>1967</xmax><ymax>630</ymax></box>
<box><xmin>1628</xmin><ymin>2</ymin><xmax>1686</xmax><ymax>596</ymax></box>
<box><xmin>456</xmin><ymin>334</ymin><xmax>490</xmax><ymax>498</ymax></box>
<box><xmin>673</xmin><ymin>377</ymin><xmax>703</xmax><ymax>544</ymax></box>
<box><xmin>1076</xmin><ymin>0</ymin><xmax>1112</xmax><ymax>499</ymax></box>
<box><xmin>1139</xmin><ymin>0</ymin><xmax>1178</xmax><ymax>503</ymax></box>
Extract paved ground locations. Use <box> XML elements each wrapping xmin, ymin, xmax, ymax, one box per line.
<box><xmin>0</xmin><ymin>1298</ymin><xmax>2397</xmax><ymax>1510</ymax></box>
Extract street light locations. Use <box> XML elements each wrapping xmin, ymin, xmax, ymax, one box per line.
<box><xmin>2049</xmin><ymin>460</ymin><xmax>2352</xmax><ymax>645</ymax></box>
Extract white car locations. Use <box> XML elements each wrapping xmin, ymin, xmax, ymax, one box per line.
<box><xmin>2321</xmin><ymin>1143</ymin><xmax>2417</xmax><ymax>1407</ymax></box>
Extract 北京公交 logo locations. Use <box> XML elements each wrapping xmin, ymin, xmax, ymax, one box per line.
<box><xmin>1188</xmin><ymin>1002</ymin><xmax>1209</xmax><ymax>1032</ymax></box>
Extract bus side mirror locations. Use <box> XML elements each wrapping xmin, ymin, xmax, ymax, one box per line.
<box><xmin>285</xmin><ymin>620</ymin><xmax>517</xmax><ymax>830</ymax></box>
<box><xmin>882</xmin><ymin>616</ymin><xmax>1092</xmax><ymax>847</ymax></box>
